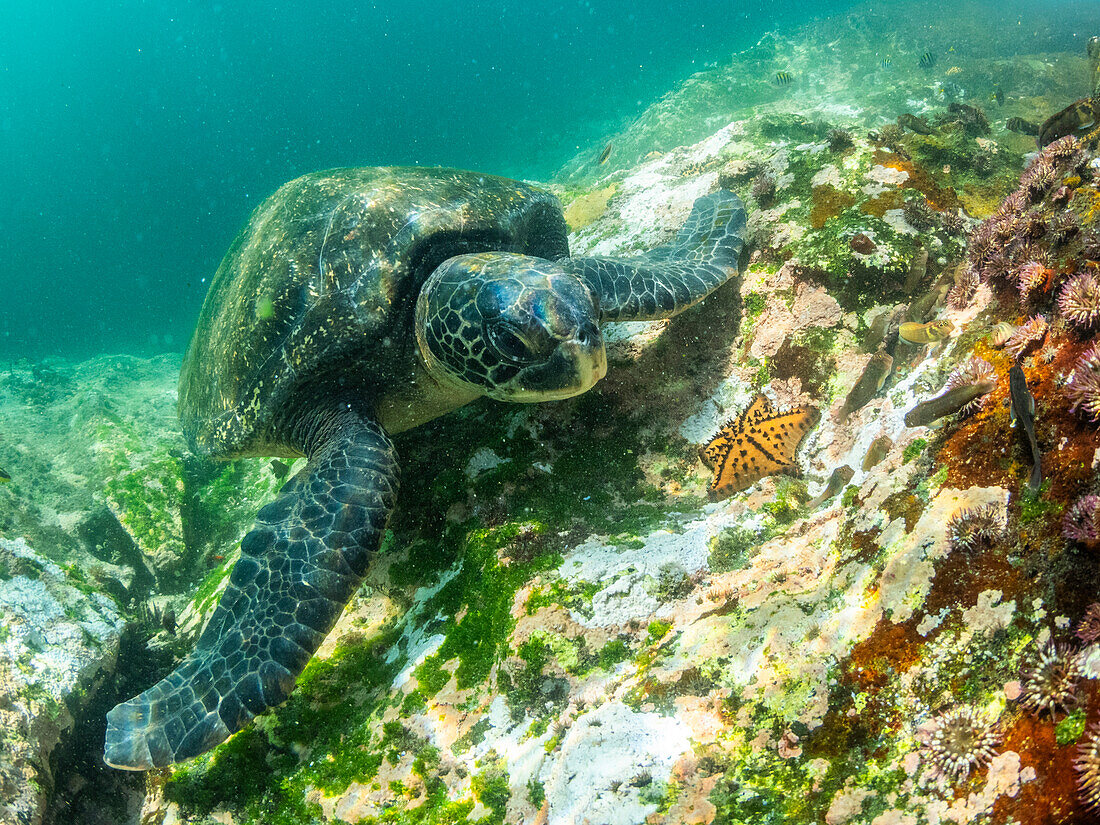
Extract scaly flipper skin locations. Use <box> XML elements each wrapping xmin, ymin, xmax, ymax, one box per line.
<box><xmin>104</xmin><ymin>409</ymin><xmax>398</xmax><ymax>770</ymax></box>
<box><xmin>563</xmin><ymin>190</ymin><xmax>747</xmax><ymax>321</ymax></box>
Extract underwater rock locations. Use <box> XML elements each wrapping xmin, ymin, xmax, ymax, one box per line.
<box><xmin>0</xmin><ymin>536</ymin><xmax>124</xmax><ymax>825</ymax></box>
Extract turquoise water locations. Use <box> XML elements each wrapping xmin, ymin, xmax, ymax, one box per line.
<box><xmin>0</xmin><ymin>0</ymin><xmax>1094</xmax><ymax>360</ymax></box>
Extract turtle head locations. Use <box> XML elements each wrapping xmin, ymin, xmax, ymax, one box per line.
<box><xmin>416</xmin><ymin>252</ymin><xmax>606</xmax><ymax>402</ymax></box>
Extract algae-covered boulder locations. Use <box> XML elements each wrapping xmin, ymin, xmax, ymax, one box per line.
<box><xmin>0</xmin><ymin>536</ymin><xmax>124</xmax><ymax>825</ymax></box>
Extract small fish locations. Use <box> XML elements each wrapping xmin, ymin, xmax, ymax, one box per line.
<box><xmin>0</xmin><ymin>466</ymin><xmax>9</xmax><ymax>483</ymax></box>
<box><xmin>1009</xmin><ymin>365</ymin><xmax>1042</xmax><ymax>490</ymax></box>
<box><xmin>880</xmin><ymin>57</ymin><xmax>893</xmax><ymax>69</ymax></box>
<box><xmin>904</xmin><ymin>379</ymin><xmax>996</xmax><ymax>428</ymax></box>
<box><xmin>919</xmin><ymin>51</ymin><xmax>937</xmax><ymax>68</ymax></box>
<box><xmin>809</xmin><ymin>465</ymin><xmax>855</xmax><ymax>508</ymax></box>
<box><xmin>861</xmin><ymin>308</ymin><xmax>892</xmax><ymax>353</ymax></box>
<box><xmin>1006</xmin><ymin>117</ymin><xmax>1040</xmax><ymax>136</ymax></box>
<box><xmin>598</xmin><ymin>142</ymin><xmax>612</xmax><ymax>165</ymax></box>
<box><xmin>1038</xmin><ymin>97</ymin><xmax>1099</xmax><ymax>148</ymax></box>
<box><xmin>899</xmin><ymin>319</ymin><xmax>954</xmax><ymax>345</ymax></box>
<box><xmin>837</xmin><ymin>350</ymin><xmax>894</xmax><ymax>422</ymax></box>
<box><xmin>774</xmin><ymin>71</ymin><xmax>795</xmax><ymax>87</ymax></box>
<box><xmin>992</xmin><ymin>87</ymin><xmax>1004</xmax><ymax>106</ymax></box>
<box><xmin>897</xmin><ymin>113</ymin><xmax>933</xmax><ymax>135</ymax></box>
<box><xmin>270</xmin><ymin>459</ymin><xmax>291</xmax><ymax>477</ymax></box>
<box><xmin>862</xmin><ymin>435</ymin><xmax>893</xmax><ymax>471</ymax></box>
<box><xmin>903</xmin><ymin>246</ymin><xmax>929</xmax><ymax>294</ymax></box>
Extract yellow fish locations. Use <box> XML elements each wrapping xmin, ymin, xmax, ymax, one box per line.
<box><xmin>0</xmin><ymin>466</ymin><xmax>9</xmax><ymax>483</ymax></box>
<box><xmin>899</xmin><ymin>319</ymin><xmax>954</xmax><ymax>345</ymax></box>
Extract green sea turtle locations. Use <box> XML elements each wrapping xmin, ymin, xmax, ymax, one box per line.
<box><xmin>104</xmin><ymin>166</ymin><xmax>746</xmax><ymax>770</ymax></box>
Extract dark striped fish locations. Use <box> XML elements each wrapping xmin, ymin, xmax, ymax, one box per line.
<box><xmin>880</xmin><ymin>57</ymin><xmax>892</xmax><ymax>69</ymax></box>
<box><xmin>597</xmin><ymin>141</ymin><xmax>612</xmax><ymax>165</ymax></box>
<box><xmin>774</xmin><ymin>71</ymin><xmax>794</xmax><ymax>87</ymax></box>
<box><xmin>919</xmin><ymin>51</ymin><xmax>937</xmax><ymax>68</ymax></box>
<box><xmin>0</xmin><ymin>466</ymin><xmax>9</xmax><ymax>483</ymax></box>
<box><xmin>1006</xmin><ymin>117</ymin><xmax>1039</xmax><ymax>136</ymax></box>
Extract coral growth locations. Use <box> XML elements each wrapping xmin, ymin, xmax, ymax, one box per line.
<box><xmin>1019</xmin><ymin>641</ymin><xmax>1081</xmax><ymax>717</ymax></box>
<box><xmin>1057</xmin><ymin>271</ymin><xmax>1100</xmax><ymax>329</ymax></box>
<box><xmin>1063</xmin><ymin>495</ymin><xmax>1100</xmax><ymax>547</ymax></box>
<box><xmin>1003</xmin><ymin>315</ymin><xmax>1048</xmax><ymax>359</ymax></box>
<box><xmin>1066</xmin><ymin>343</ymin><xmax>1100</xmax><ymax>421</ymax></box>
<box><xmin>924</xmin><ymin>706</ymin><xmax>1000</xmax><ymax>781</ymax></box>
<box><xmin>947</xmin><ymin>503</ymin><xmax>1002</xmax><ymax>551</ymax></box>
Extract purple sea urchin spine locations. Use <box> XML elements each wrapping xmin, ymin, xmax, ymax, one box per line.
<box><xmin>1064</xmin><ymin>495</ymin><xmax>1100</xmax><ymax>545</ymax></box>
<box><xmin>1019</xmin><ymin>641</ymin><xmax>1082</xmax><ymax>717</ymax></box>
<box><xmin>1057</xmin><ymin>272</ymin><xmax>1100</xmax><ymax>329</ymax></box>
<box><xmin>925</xmin><ymin>706</ymin><xmax>1000</xmax><ymax>781</ymax></box>
<box><xmin>1066</xmin><ymin>344</ymin><xmax>1100</xmax><ymax>421</ymax></box>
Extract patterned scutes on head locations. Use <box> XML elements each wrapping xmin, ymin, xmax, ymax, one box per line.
<box><xmin>700</xmin><ymin>395</ymin><xmax>819</xmax><ymax>500</ymax></box>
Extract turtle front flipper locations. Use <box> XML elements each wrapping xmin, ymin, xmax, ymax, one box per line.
<box><xmin>104</xmin><ymin>409</ymin><xmax>398</xmax><ymax>770</ymax></box>
<box><xmin>563</xmin><ymin>189</ymin><xmax>747</xmax><ymax>321</ymax></box>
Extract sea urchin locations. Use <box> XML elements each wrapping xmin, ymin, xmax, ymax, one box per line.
<box><xmin>947</xmin><ymin>504</ymin><xmax>1002</xmax><ymax>552</ymax></box>
<box><xmin>1003</xmin><ymin>315</ymin><xmax>1048</xmax><ymax>360</ymax></box>
<box><xmin>925</xmin><ymin>706</ymin><xmax>1000</xmax><ymax>781</ymax></box>
<box><xmin>1019</xmin><ymin>641</ymin><xmax>1081</xmax><ymax>717</ymax></box>
<box><xmin>1063</xmin><ymin>495</ymin><xmax>1100</xmax><ymax>549</ymax></box>
<box><xmin>1076</xmin><ymin>723</ymin><xmax>1100</xmax><ymax>811</ymax></box>
<box><xmin>1057</xmin><ymin>271</ymin><xmax>1100</xmax><ymax>330</ymax></box>
<box><xmin>1066</xmin><ymin>344</ymin><xmax>1100</xmax><ymax>422</ymax></box>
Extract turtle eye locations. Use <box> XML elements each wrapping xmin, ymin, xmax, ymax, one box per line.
<box><xmin>486</xmin><ymin>321</ymin><xmax>537</xmax><ymax>365</ymax></box>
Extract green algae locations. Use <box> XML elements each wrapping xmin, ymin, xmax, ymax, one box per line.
<box><xmin>708</xmin><ymin>524</ymin><xmax>762</xmax><ymax>573</ymax></box>
<box><xmin>470</xmin><ymin>754</ymin><xmax>510</xmax><ymax>821</ymax></box>
<box><xmin>902</xmin><ymin>438</ymin><xmax>928</xmax><ymax>464</ymax></box>
<box><xmin>1057</xmin><ymin>709</ymin><xmax>1088</xmax><ymax>745</ymax></box>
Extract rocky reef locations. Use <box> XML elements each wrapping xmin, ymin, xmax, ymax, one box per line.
<box><xmin>6</xmin><ymin>3</ymin><xmax>1100</xmax><ymax>825</ymax></box>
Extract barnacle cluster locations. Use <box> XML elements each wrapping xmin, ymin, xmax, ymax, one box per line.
<box><xmin>1019</xmin><ymin>641</ymin><xmax>1082</xmax><ymax>717</ymax></box>
<box><xmin>924</xmin><ymin>706</ymin><xmax>999</xmax><ymax>781</ymax></box>
<box><xmin>946</xmin><ymin>503</ymin><xmax>1001</xmax><ymax>551</ymax></box>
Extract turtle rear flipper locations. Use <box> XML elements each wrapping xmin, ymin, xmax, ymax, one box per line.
<box><xmin>104</xmin><ymin>410</ymin><xmax>398</xmax><ymax>770</ymax></box>
<box><xmin>563</xmin><ymin>190</ymin><xmax>746</xmax><ymax>322</ymax></box>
